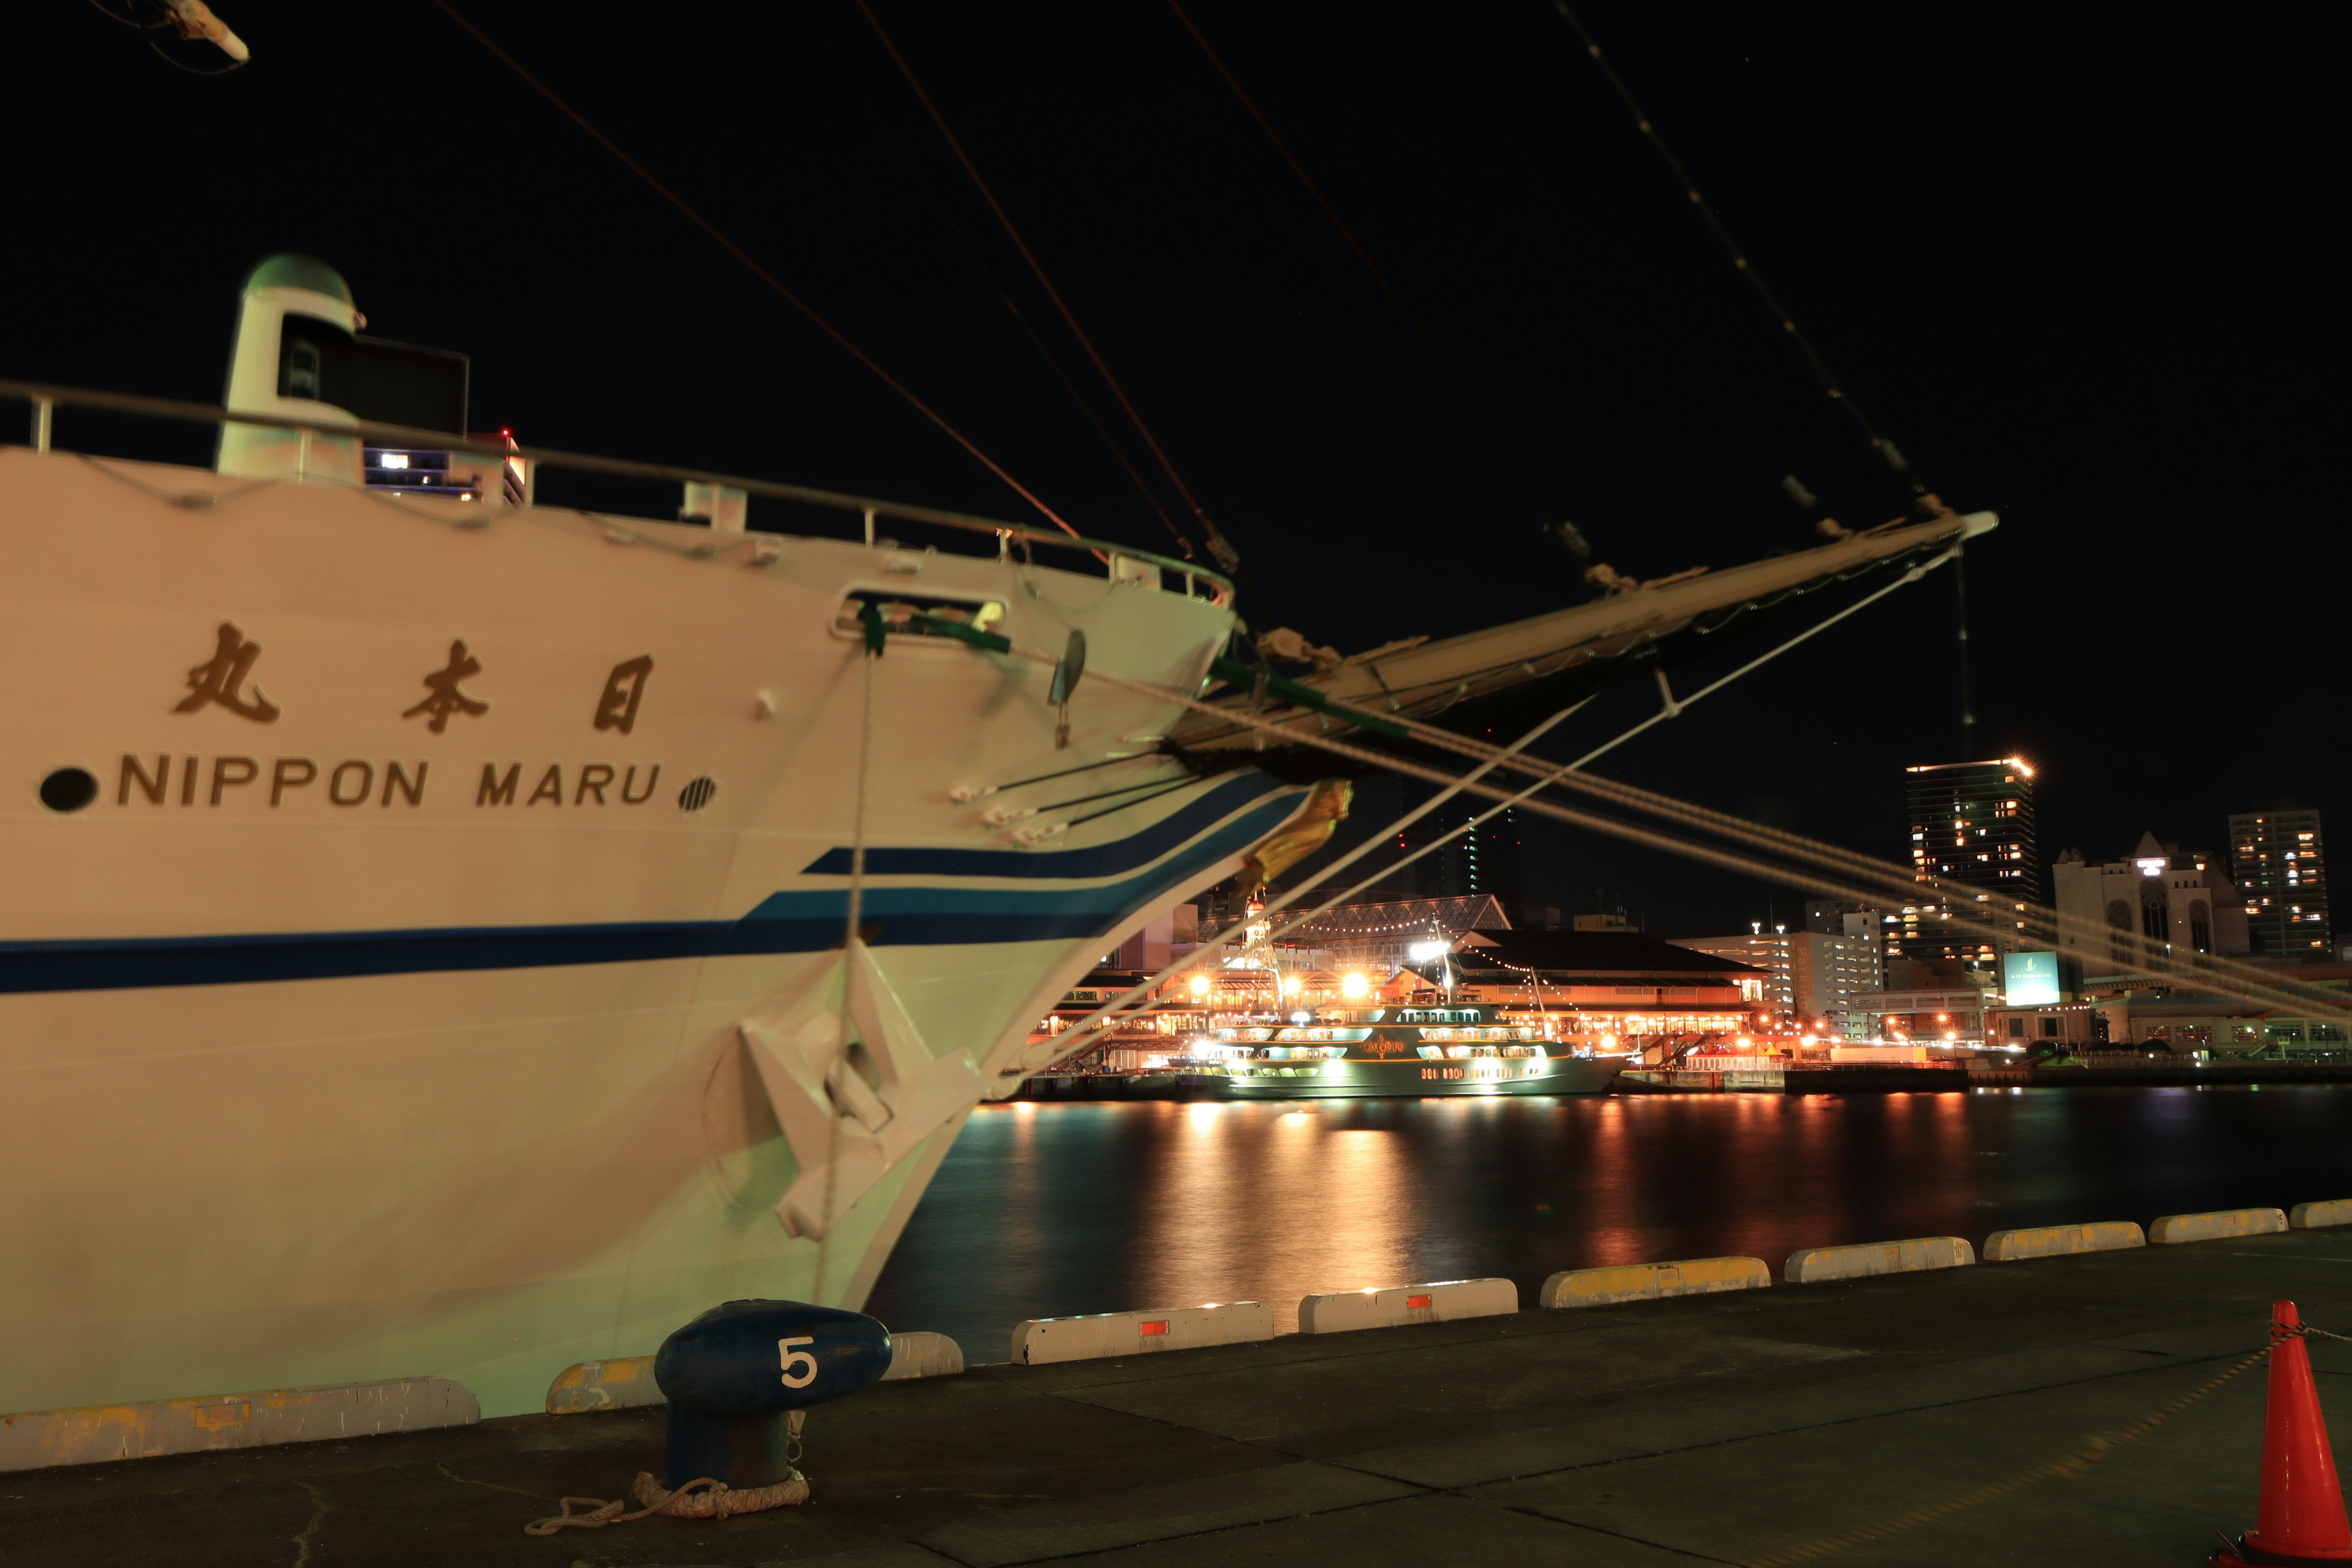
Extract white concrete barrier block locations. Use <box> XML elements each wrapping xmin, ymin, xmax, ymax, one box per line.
<box><xmin>2149</xmin><ymin>1208</ymin><xmax>2288</xmax><ymax>1245</ymax></box>
<box><xmin>1</xmin><ymin>1378</ymin><xmax>478</xmax><ymax>1472</ymax></box>
<box><xmin>1983</xmin><ymin>1221</ymin><xmax>2145</xmax><ymax>1262</ymax></box>
<box><xmin>546</xmin><ymin>1355</ymin><xmax>659</xmax><ymax>1414</ymax></box>
<box><xmin>2292</xmin><ymin>1200</ymin><xmax>2352</xmax><ymax>1230</ymax></box>
<box><xmin>881</xmin><ymin>1331</ymin><xmax>966</xmax><ymax>1381</ymax></box>
<box><xmin>1540</xmin><ymin>1257</ymin><xmax>1771</xmax><ymax>1310</ymax></box>
<box><xmin>1297</xmin><ymin>1278</ymin><xmax>1518</xmax><ymax>1335</ymax></box>
<box><xmin>1784</xmin><ymin>1236</ymin><xmax>1975</xmax><ymax>1284</ymax></box>
<box><xmin>1012</xmin><ymin>1303</ymin><xmax>1274</xmax><ymax>1365</ymax></box>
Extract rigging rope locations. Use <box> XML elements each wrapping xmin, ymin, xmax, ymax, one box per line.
<box><xmin>1386</xmin><ymin>0</ymin><xmax>1833</xmax><ymax>526</ymax></box>
<box><xmin>1547</xmin><ymin>1</ymin><xmax>1926</xmax><ymax>500</ymax></box>
<box><xmin>1208</xmin><ymin>662</ymin><xmax>2345</xmax><ymax>1020</ymax></box>
<box><xmin>858</xmin><ymin>1</ymin><xmax>1237</xmax><ymax>572</ymax></box>
<box><xmin>959</xmin><ymin>587</ymin><xmax>2340</xmax><ymax>1054</ymax></box>
<box><xmin>1306</xmin><ymin>684</ymin><xmax>2347</xmax><ymax>1018</ymax></box>
<box><xmin>815</xmin><ymin>619</ymin><xmax>883</xmax><ymax>1301</ymax></box>
<box><xmin>1025</xmin><ymin>565</ymin><xmax>1948</xmax><ymax>1058</ymax></box>
<box><xmin>1027</xmin><ymin>696</ymin><xmax>1596</xmax><ymax>1069</ymax></box>
<box><xmin>799</xmin><ymin>1</ymin><xmax>1200</xmax><ymax>561</ymax></box>
<box><xmin>1164</xmin><ymin>0</ymin><xmax>1596</xmax><ymax>563</ymax></box>
<box><xmin>427</xmin><ymin>0</ymin><xmax>1085</xmax><ymax>543</ymax></box>
<box><xmin>1163</xmin><ymin>679</ymin><xmax>2340</xmax><ymax>1020</ymax></box>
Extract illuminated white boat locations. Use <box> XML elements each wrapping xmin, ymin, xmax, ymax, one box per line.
<box><xmin>1184</xmin><ymin>1001</ymin><xmax>1627</xmax><ymax>1098</ymax></box>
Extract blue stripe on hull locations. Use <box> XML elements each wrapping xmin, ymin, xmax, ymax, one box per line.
<box><xmin>0</xmin><ymin>791</ymin><xmax>1297</xmax><ymax>995</ymax></box>
<box><xmin>798</xmin><ymin>773</ymin><xmax>1278</xmax><ymax>878</ymax></box>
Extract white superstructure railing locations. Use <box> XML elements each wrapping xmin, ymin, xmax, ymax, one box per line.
<box><xmin>0</xmin><ymin>378</ymin><xmax>1231</xmax><ymax>609</ymax></box>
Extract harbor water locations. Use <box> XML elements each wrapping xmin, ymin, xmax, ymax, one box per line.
<box><xmin>864</xmin><ymin>1085</ymin><xmax>2352</xmax><ymax>1355</ymax></box>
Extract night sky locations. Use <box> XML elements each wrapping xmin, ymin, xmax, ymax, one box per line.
<box><xmin>7</xmin><ymin>3</ymin><xmax>2340</xmax><ymax>935</ymax></box>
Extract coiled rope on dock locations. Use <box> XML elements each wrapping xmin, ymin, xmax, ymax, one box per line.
<box><xmin>521</xmin><ymin>1469</ymin><xmax>810</xmax><ymax>1534</ymax></box>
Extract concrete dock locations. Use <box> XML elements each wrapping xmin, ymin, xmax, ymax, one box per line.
<box><xmin>13</xmin><ymin>1226</ymin><xmax>2352</xmax><ymax>1567</ymax></box>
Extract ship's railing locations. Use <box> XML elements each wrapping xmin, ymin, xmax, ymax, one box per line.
<box><xmin>0</xmin><ymin>379</ymin><xmax>1232</xmax><ymax>608</ymax></box>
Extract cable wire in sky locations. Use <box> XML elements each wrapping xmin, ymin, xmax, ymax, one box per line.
<box><xmin>796</xmin><ymin>1</ymin><xmax>1199</xmax><ymax>561</ymax></box>
<box><xmin>857</xmin><ymin>0</ymin><xmax>1244</xmax><ymax>574</ymax></box>
<box><xmin>1164</xmin><ymin>0</ymin><xmax>1597</xmax><ymax>563</ymax></box>
<box><xmin>1548</xmin><ymin>1</ymin><xmax>1928</xmax><ymax>502</ymax></box>
<box><xmin>427</xmin><ymin>0</ymin><xmax>1085</xmax><ymax>541</ymax></box>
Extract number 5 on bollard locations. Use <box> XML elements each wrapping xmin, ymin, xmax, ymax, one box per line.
<box><xmin>779</xmin><ymin>1336</ymin><xmax>818</xmax><ymax>1389</ymax></box>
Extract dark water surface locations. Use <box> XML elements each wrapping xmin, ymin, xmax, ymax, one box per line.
<box><xmin>864</xmin><ymin>1087</ymin><xmax>2352</xmax><ymax>1359</ymax></box>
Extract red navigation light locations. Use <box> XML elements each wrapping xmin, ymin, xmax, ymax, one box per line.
<box><xmin>1406</xmin><ymin>1294</ymin><xmax>1433</xmax><ymax>1310</ymax></box>
<box><xmin>1139</xmin><ymin>1320</ymin><xmax>1170</xmax><ymax>1336</ymax></box>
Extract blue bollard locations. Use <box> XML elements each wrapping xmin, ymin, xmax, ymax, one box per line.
<box><xmin>653</xmin><ymin>1299</ymin><xmax>893</xmax><ymax>1490</ymax></box>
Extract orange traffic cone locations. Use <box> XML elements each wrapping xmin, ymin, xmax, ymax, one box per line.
<box><xmin>2213</xmin><ymin>1301</ymin><xmax>2352</xmax><ymax>1565</ymax></box>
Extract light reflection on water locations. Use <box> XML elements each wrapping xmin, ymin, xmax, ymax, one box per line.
<box><xmin>862</xmin><ymin>1087</ymin><xmax>2352</xmax><ymax>1360</ymax></box>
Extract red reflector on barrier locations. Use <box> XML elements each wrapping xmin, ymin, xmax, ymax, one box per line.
<box><xmin>1139</xmin><ymin>1320</ymin><xmax>1169</xmax><ymax>1336</ymax></box>
<box><xmin>1407</xmin><ymin>1294</ymin><xmax>1433</xmax><ymax>1310</ymax></box>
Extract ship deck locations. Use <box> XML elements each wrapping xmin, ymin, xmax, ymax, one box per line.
<box><xmin>12</xmin><ymin>1226</ymin><xmax>2351</xmax><ymax>1566</ymax></box>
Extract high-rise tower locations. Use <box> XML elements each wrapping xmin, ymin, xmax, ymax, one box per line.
<box><xmin>1390</xmin><ymin>778</ymin><xmax>1523</xmax><ymax>919</ymax></box>
<box><xmin>2228</xmin><ymin>805</ymin><xmax>2330</xmax><ymax>959</ymax></box>
<box><xmin>1892</xmin><ymin>757</ymin><xmax>2040</xmax><ymax>972</ymax></box>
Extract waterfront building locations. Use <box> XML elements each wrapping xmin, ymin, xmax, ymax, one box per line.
<box><xmin>1401</xmin><ymin>929</ymin><xmax>1767</xmax><ymax>1041</ymax></box>
<box><xmin>2049</xmin><ymin>834</ymin><xmax>2248</xmax><ymax>973</ymax></box>
<box><xmin>1894</xmin><ymin>756</ymin><xmax>2040</xmax><ymax>972</ymax></box>
<box><xmin>2076</xmin><ymin>962</ymin><xmax>2352</xmax><ymax>1057</ymax></box>
<box><xmin>1672</xmin><ymin>927</ymin><xmax>1883</xmax><ymax>1031</ymax></box>
<box><xmin>1047</xmin><ymin>927</ymin><xmax>1768</xmax><ymax>1069</ymax></box>
<box><xmin>1984</xmin><ymin>997</ymin><xmax>2100</xmax><ymax>1050</ymax></box>
<box><xmin>1852</xmin><ymin>976</ymin><xmax>1997</xmax><ymax>1046</ymax></box>
<box><xmin>2228</xmin><ymin>804</ymin><xmax>2331</xmax><ymax>958</ymax></box>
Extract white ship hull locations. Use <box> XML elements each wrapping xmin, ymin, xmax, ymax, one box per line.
<box><xmin>0</xmin><ymin>447</ymin><xmax>1303</xmax><ymax>1418</ymax></box>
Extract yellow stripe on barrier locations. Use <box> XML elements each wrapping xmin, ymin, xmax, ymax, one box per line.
<box><xmin>2</xmin><ymin>1378</ymin><xmax>478</xmax><ymax>1472</ymax></box>
<box><xmin>1540</xmin><ymin>1257</ymin><xmax>1771</xmax><ymax>1310</ymax></box>
<box><xmin>2148</xmin><ymin>1208</ymin><xmax>2287</xmax><ymax>1245</ymax></box>
<box><xmin>1983</xmin><ymin>1221</ymin><xmax>2144</xmax><ymax>1261</ymax></box>
<box><xmin>2293</xmin><ymin>1199</ymin><xmax>2352</xmax><ymax>1230</ymax></box>
<box><xmin>545</xmin><ymin>1355</ymin><xmax>658</xmax><ymax>1414</ymax></box>
<box><xmin>1784</xmin><ymin>1237</ymin><xmax>1974</xmax><ymax>1284</ymax></box>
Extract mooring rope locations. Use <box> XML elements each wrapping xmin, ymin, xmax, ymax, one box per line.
<box><xmin>816</xmin><ymin>620</ymin><xmax>885</xmax><ymax>1300</ymax></box>
<box><xmin>522</xmin><ymin>1469</ymin><xmax>810</xmax><ymax>1534</ymax></box>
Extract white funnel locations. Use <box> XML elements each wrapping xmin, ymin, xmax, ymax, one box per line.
<box><xmin>217</xmin><ymin>254</ymin><xmax>363</xmax><ymax>483</ymax></box>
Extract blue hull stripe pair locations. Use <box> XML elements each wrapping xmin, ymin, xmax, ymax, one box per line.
<box><xmin>0</xmin><ymin>785</ymin><xmax>1297</xmax><ymax>995</ymax></box>
<box><xmin>797</xmin><ymin>772</ymin><xmax>1272</xmax><ymax>878</ymax></box>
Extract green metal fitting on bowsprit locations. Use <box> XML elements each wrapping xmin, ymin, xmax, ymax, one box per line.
<box><xmin>1206</xmin><ymin>655</ymin><xmax>1408</xmax><ymax>741</ymax></box>
<box><xmin>907</xmin><ymin>611</ymin><xmax>1012</xmax><ymax>654</ymax></box>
